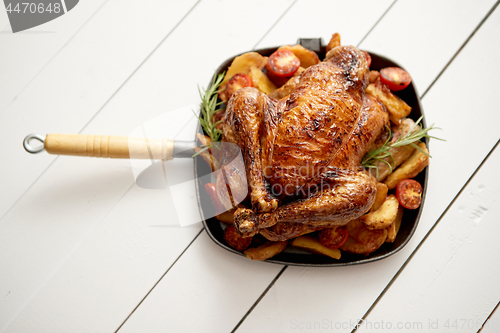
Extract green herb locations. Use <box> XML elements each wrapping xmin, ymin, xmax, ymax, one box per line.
<box><xmin>361</xmin><ymin>115</ymin><xmax>444</xmax><ymax>179</ymax></box>
<box><xmin>192</xmin><ymin>72</ymin><xmax>226</xmax><ymax>157</ymax></box>
<box><xmin>196</xmin><ymin>71</ymin><xmax>225</xmax><ymax>142</ymax></box>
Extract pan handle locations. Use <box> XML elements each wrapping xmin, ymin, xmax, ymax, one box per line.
<box><xmin>23</xmin><ymin>133</ymin><xmax>177</xmax><ymax>160</ymax></box>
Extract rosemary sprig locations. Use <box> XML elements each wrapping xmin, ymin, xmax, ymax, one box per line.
<box><xmin>192</xmin><ymin>145</ymin><xmax>209</xmax><ymax>157</ymax></box>
<box><xmin>195</xmin><ymin>71</ymin><xmax>226</xmax><ymax>143</ymax></box>
<box><xmin>361</xmin><ymin>115</ymin><xmax>444</xmax><ymax>178</ymax></box>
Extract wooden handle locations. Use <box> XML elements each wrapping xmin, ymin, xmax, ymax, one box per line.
<box><xmin>45</xmin><ymin>134</ymin><xmax>174</xmax><ymax>160</ymax></box>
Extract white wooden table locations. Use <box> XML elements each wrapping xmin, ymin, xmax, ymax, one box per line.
<box><xmin>1</xmin><ymin>1</ymin><xmax>500</xmax><ymax>332</ymax></box>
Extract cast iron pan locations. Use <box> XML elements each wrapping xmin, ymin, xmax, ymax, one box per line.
<box><xmin>195</xmin><ymin>38</ymin><xmax>427</xmax><ymax>266</ymax></box>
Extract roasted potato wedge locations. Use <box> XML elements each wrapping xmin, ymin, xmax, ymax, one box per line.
<box><xmin>248</xmin><ymin>66</ymin><xmax>277</xmax><ymax>95</ymax></box>
<box><xmin>366</xmin><ymin>78</ymin><xmax>412</xmax><ymax>124</ymax></box>
<box><xmin>244</xmin><ymin>241</ymin><xmax>288</xmax><ymax>261</ymax></box>
<box><xmin>278</xmin><ymin>44</ymin><xmax>320</xmax><ymax>68</ymax></box>
<box><xmin>195</xmin><ymin>134</ymin><xmax>218</xmax><ymax>171</ymax></box>
<box><xmin>219</xmin><ymin>52</ymin><xmax>267</xmax><ymax>101</ymax></box>
<box><xmin>361</xmin><ymin>194</ymin><xmax>399</xmax><ymax>230</ymax></box>
<box><xmin>326</xmin><ymin>32</ymin><xmax>341</xmax><ymax>53</ymax></box>
<box><xmin>194</xmin><ymin>147</ymin><xmax>215</xmax><ymax>170</ymax></box>
<box><xmin>386</xmin><ymin>206</ymin><xmax>404</xmax><ymax>243</ymax></box>
<box><xmin>371</xmin><ymin>182</ymin><xmax>388</xmax><ymax>212</ymax></box>
<box><xmin>369</xmin><ymin>70</ymin><xmax>380</xmax><ymax>83</ymax></box>
<box><xmin>368</xmin><ymin>118</ymin><xmax>419</xmax><ymax>181</ymax></box>
<box><xmin>384</xmin><ymin>142</ymin><xmax>429</xmax><ymax>189</ymax></box>
<box><xmin>291</xmin><ymin>236</ymin><xmax>341</xmax><ymax>259</ymax></box>
<box><xmin>340</xmin><ymin>219</ymin><xmax>387</xmax><ymax>255</ymax></box>
<box><xmin>196</xmin><ymin>133</ymin><xmax>212</xmax><ymax>146</ymax></box>
<box><xmin>369</xmin><ymin>145</ymin><xmax>414</xmax><ymax>182</ymax></box>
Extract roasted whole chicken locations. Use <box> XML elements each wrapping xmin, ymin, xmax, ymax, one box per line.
<box><xmin>216</xmin><ymin>45</ymin><xmax>390</xmax><ymax>241</ymax></box>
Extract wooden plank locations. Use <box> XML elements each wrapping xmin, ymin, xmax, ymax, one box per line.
<box><xmin>236</xmin><ymin>1</ymin><xmax>500</xmax><ymax>332</ymax></box>
<box><xmin>0</xmin><ymin>0</ymin><xmax>296</xmax><ymax>331</ymax></box>
<box><xmin>357</xmin><ymin>144</ymin><xmax>500</xmax><ymax>333</ymax></box>
<box><xmin>0</xmin><ymin>0</ymin><xmax>198</xmax><ymax>219</ymax></box>
<box><xmin>0</xmin><ymin>0</ymin><xmax>107</xmax><ymax>113</ymax></box>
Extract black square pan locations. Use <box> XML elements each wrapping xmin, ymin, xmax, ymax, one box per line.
<box><xmin>195</xmin><ymin>39</ymin><xmax>427</xmax><ymax>266</ymax></box>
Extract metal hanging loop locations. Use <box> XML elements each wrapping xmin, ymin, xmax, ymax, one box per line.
<box><xmin>23</xmin><ymin>133</ymin><xmax>46</xmax><ymax>154</ymax></box>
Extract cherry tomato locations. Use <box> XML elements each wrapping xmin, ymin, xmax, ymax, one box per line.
<box><xmin>223</xmin><ymin>225</ymin><xmax>252</xmax><ymax>251</ymax></box>
<box><xmin>226</xmin><ymin>73</ymin><xmax>253</xmax><ymax>99</ymax></box>
<box><xmin>205</xmin><ymin>183</ymin><xmax>224</xmax><ymax>214</ymax></box>
<box><xmin>266</xmin><ymin>49</ymin><xmax>300</xmax><ymax>78</ymax></box>
<box><xmin>318</xmin><ymin>226</ymin><xmax>349</xmax><ymax>249</ymax></box>
<box><xmin>362</xmin><ymin>50</ymin><xmax>372</xmax><ymax>67</ymax></box>
<box><xmin>379</xmin><ymin>67</ymin><xmax>412</xmax><ymax>91</ymax></box>
<box><xmin>265</xmin><ymin>69</ymin><xmax>290</xmax><ymax>87</ymax></box>
<box><xmin>396</xmin><ymin>179</ymin><xmax>423</xmax><ymax>209</ymax></box>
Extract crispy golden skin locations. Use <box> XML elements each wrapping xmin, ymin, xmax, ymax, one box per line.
<box><xmin>220</xmin><ymin>46</ymin><xmax>389</xmax><ymax>241</ymax></box>
<box><xmin>270</xmin><ymin>46</ymin><xmax>369</xmax><ymax>191</ymax></box>
<box><xmin>221</xmin><ymin>87</ymin><xmax>280</xmax><ymax>213</ymax></box>
<box><xmin>333</xmin><ymin>94</ymin><xmax>389</xmax><ymax>169</ymax></box>
<box><xmin>234</xmin><ymin>168</ymin><xmax>376</xmax><ymax>237</ymax></box>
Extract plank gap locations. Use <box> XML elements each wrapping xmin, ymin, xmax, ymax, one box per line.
<box><xmin>421</xmin><ymin>0</ymin><xmax>500</xmax><ymax>99</ymax></box>
<box><xmin>114</xmin><ymin>228</ymin><xmax>204</xmax><ymax>333</ymax></box>
<box><xmin>232</xmin><ymin>265</ymin><xmax>288</xmax><ymax>333</ymax></box>
<box><xmin>478</xmin><ymin>301</ymin><xmax>500</xmax><ymax>333</ymax></box>
<box><xmin>356</xmin><ymin>0</ymin><xmax>398</xmax><ymax>48</ymax></box>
